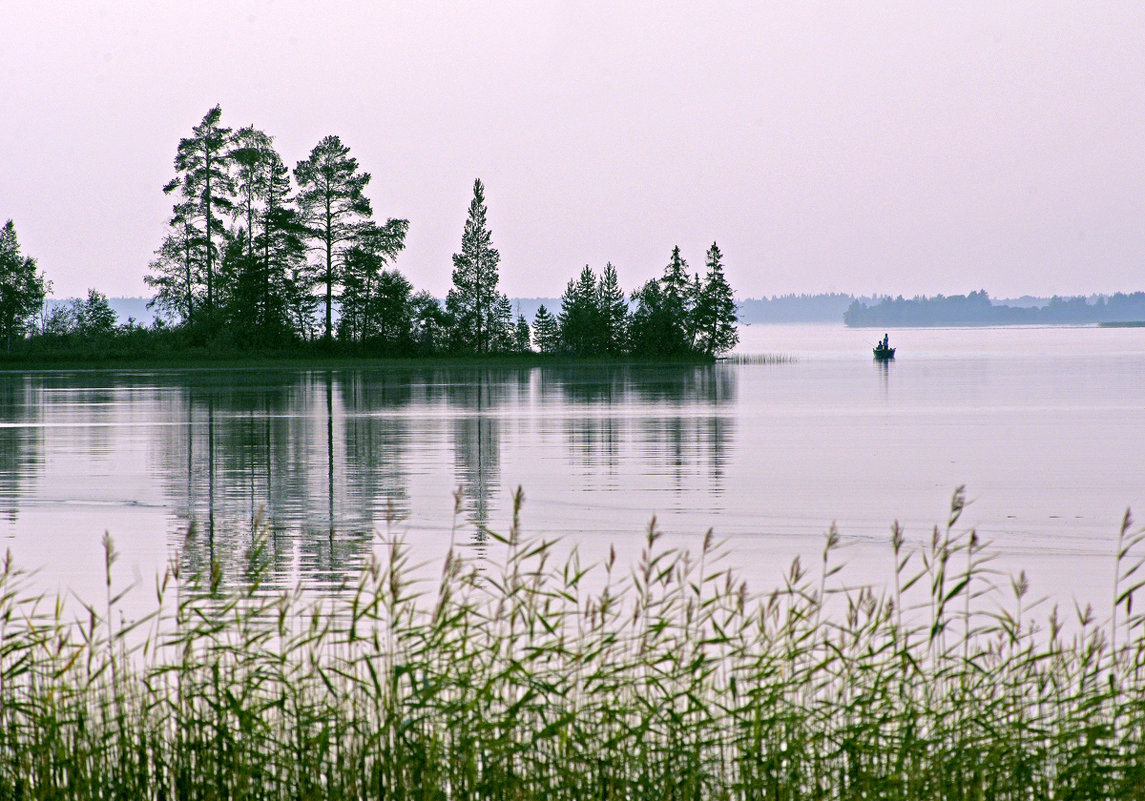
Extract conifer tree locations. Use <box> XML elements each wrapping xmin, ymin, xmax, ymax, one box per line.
<box><xmin>558</xmin><ymin>265</ymin><xmax>602</xmax><ymax>355</ymax></box>
<box><xmin>162</xmin><ymin>106</ymin><xmax>233</xmax><ymax>312</ymax></box>
<box><xmin>446</xmin><ymin>179</ymin><xmax>510</xmax><ymax>353</ymax></box>
<box><xmin>252</xmin><ymin>148</ymin><xmax>308</xmax><ymax>339</ymax></box>
<box><xmin>230</xmin><ymin>126</ymin><xmax>274</xmax><ymax>265</ymax></box>
<box><xmin>660</xmin><ymin>245</ymin><xmax>694</xmax><ymax>349</ymax></box>
<box><xmin>0</xmin><ymin>220</ymin><xmax>48</xmax><ymax>350</ymax></box>
<box><xmin>627</xmin><ymin>279</ymin><xmax>687</xmax><ymax>356</ymax></box>
<box><xmin>597</xmin><ymin>261</ymin><xmax>629</xmax><ymax>355</ymax></box>
<box><xmin>295</xmin><ymin>135</ymin><xmax>375</xmax><ymax>341</ymax></box>
<box><xmin>513</xmin><ymin>313</ymin><xmax>533</xmax><ymax>352</ymax></box>
<box><xmin>531</xmin><ymin>304</ymin><xmax>560</xmax><ymax>354</ymax></box>
<box><xmin>694</xmin><ymin>241</ymin><xmax>739</xmax><ymax>355</ymax></box>
<box><xmin>339</xmin><ymin>220</ymin><xmax>410</xmax><ymax>342</ymax></box>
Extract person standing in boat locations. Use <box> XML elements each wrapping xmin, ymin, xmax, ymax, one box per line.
<box><xmin>882</xmin><ymin>333</ymin><xmax>889</xmax><ymax>349</ymax></box>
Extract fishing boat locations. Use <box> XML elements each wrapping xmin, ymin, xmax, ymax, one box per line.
<box><xmin>873</xmin><ymin>343</ymin><xmax>895</xmax><ymax>360</ymax></box>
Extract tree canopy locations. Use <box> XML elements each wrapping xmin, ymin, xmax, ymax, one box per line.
<box><xmin>0</xmin><ymin>220</ymin><xmax>48</xmax><ymax>351</ymax></box>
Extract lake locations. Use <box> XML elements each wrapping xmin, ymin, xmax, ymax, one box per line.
<box><xmin>2</xmin><ymin>323</ymin><xmax>1143</xmax><ymax>615</ymax></box>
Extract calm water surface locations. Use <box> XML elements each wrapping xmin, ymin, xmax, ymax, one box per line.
<box><xmin>1</xmin><ymin>324</ymin><xmax>1143</xmax><ymax>611</ymax></box>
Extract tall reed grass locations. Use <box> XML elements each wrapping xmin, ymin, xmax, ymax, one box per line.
<box><xmin>2</xmin><ymin>487</ymin><xmax>1144</xmax><ymax>800</ymax></box>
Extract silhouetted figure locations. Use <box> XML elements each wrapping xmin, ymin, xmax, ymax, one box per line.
<box><xmin>883</xmin><ymin>333</ymin><xmax>889</xmax><ymax>349</ymax></box>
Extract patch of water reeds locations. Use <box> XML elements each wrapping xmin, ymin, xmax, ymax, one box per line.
<box><xmin>718</xmin><ymin>353</ymin><xmax>795</xmax><ymax>365</ymax></box>
<box><xmin>2</xmin><ymin>488</ymin><xmax>1145</xmax><ymax>800</ymax></box>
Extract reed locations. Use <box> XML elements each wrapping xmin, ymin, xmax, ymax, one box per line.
<box><xmin>1</xmin><ymin>488</ymin><xmax>1144</xmax><ymax>800</ymax></box>
<box><xmin>717</xmin><ymin>353</ymin><xmax>795</xmax><ymax>365</ymax></box>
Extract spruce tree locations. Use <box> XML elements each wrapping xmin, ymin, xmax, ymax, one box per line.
<box><xmin>0</xmin><ymin>220</ymin><xmax>48</xmax><ymax>350</ymax></box>
<box><xmin>660</xmin><ymin>246</ymin><xmax>694</xmax><ymax>351</ymax></box>
<box><xmin>445</xmin><ymin>179</ymin><xmax>510</xmax><ymax>353</ymax></box>
<box><xmin>597</xmin><ymin>261</ymin><xmax>629</xmax><ymax>355</ymax></box>
<box><xmin>162</xmin><ymin>106</ymin><xmax>233</xmax><ymax>312</ymax></box>
<box><xmin>694</xmin><ymin>241</ymin><xmax>739</xmax><ymax>355</ymax></box>
<box><xmin>513</xmin><ymin>313</ymin><xmax>533</xmax><ymax>352</ymax></box>
<box><xmin>558</xmin><ymin>265</ymin><xmax>602</xmax><ymax>355</ymax></box>
<box><xmin>531</xmin><ymin>304</ymin><xmax>560</xmax><ymax>354</ymax></box>
<box><xmin>627</xmin><ymin>279</ymin><xmax>679</xmax><ymax>356</ymax></box>
<box><xmin>295</xmin><ymin>135</ymin><xmax>375</xmax><ymax>341</ymax></box>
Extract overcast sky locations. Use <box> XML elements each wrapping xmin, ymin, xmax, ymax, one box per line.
<box><xmin>3</xmin><ymin>1</ymin><xmax>1144</xmax><ymax>301</ymax></box>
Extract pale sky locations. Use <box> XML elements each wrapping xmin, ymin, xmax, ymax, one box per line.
<box><xmin>2</xmin><ymin>1</ymin><xmax>1144</xmax><ymax>301</ymax></box>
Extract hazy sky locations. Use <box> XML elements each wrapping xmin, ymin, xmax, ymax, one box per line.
<box><xmin>3</xmin><ymin>1</ymin><xmax>1144</xmax><ymax>301</ymax></box>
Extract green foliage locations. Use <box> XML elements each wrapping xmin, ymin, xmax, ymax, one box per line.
<box><xmin>409</xmin><ymin>291</ymin><xmax>451</xmax><ymax>354</ymax></box>
<box><xmin>225</xmin><ymin>128</ymin><xmax>309</xmax><ymax>344</ymax></box>
<box><xmin>339</xmin><ymin>220</ymin><xmax>412</xmax><ymax>347</ymax></box>
<box><xmin>146</xmin><ymin>199</ymin><xmax>203</xmax><ymax>324</ymax></box>
<box><xmin>628</xmin><ymin>279</ymin><xmax>689</xmax><ymax>356</ymax></box>
<box><xmin>693</xmin><ymin>242</ymin><xmax>739</xmax><ymax>355</ymax></box>
<box><xmin>0</xmin><ymin>220</ymin><xmax>48</xmax><ymax>350</ymax></box>
<box><xmin>295</xmin><ymin>135</ymin><xmax>377</xmax><ymax>340</ymax></box>
<box><xmin>513</xmin><ymin>313</ymin><xmax>533</xmax><ymax>352</ymax></box>
<box><xmin>161</xmin><ymin>105</ymin><xmax>234</xmax><ymax>311</ymax></box>
<box><xmin>558</xmin><ymin>264</ymin><xmax>602</xmax><ymax>354</ymax></box>
<box><xmin>446</xmin><ymin>179</ymin><xmax>512</xmax><ymax>353</ymax></box>
<box><xmin>660</xmin><ymin>244</ymin><xmax>695</xmax><ymax>346</ymax></box>
<box><xmin>598</xmin><ymin>261</ymin><xmax>629</xmax><ymax>355</ymax></box>
<box><xmin>531</xmin><ymin>304</ymin><xmax>560</xmax><ymax>354</ymax></box>
<box><xmin>2</xmin><ymin>491</ymin><xmax>1145</xmax><ymax>799</ymax></box>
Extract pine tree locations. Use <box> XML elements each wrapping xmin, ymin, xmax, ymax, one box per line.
<box><xmin>252</xmin><ymin>148</ymin><xmax>308</xmax><ymax>339</ymax></box>
<box><xmin>597</xmin><ymin>261</ymin><xmax>629</xmax><ymax>355</ymax></box>
<box><xmin>694</xmin><ymin>242</ymin><xmax>739</xmax><ymax>355</ymax></box>
<box><xmin>531</xmin><ymin>304</ymin><xmax>560</xmax><ymax>354</ymax></box>
<box><xmin>445</xmin><ymin>179</ymin><xmax>511</xmax><ymax>353</ymax></box>
<box><xmin>0</xmin><ymin>220</ymin><xmax>48</xmax><ymax>350</ymax></box>
<box><xmin>295</xmin><ymin>135</ymin><xmax>374</xmax><ymax>341</ymax></box>
<box><xmin>513</xmin><ymin>313</ymin><xmax>533</xmax><ymax>352</ymax></box>
<box><xmin>230</xmin><ymin>126</ymin><xmax>274</xmax><ymax>265</ymax></box>
<box><xmin>558</xmin><ymin>265</ymin><xmax>602</xmax><ymax>355</ymax></box>
<box><xmin>162</xmin><ymin>106</ymin><xmax>233</xmax><ymax>312</ymax></box>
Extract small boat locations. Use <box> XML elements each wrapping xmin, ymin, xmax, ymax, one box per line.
<box><xmin>873</xmin><ymin>343</ymin><xmax>895</xmax><ymax>360</ymax></box>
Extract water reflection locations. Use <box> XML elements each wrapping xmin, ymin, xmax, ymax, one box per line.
<box><xmin>547</xmin><ymin>365</ymin><xmax>736</xmax><ymax>493</ymax></box>
<box><xmin>2</xmin><ymin>364</ymin><xmax>738</xmax><ymax>588</ymax></box>
<box><xmin>0</xmin><ymin>375</ymin><xmax>43</xmax><ymax>525</ymax></box>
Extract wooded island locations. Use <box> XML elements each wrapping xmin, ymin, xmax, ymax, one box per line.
<box><xmin>0</xmin><ymin>107</ymin><xmax>738</xmax><ymax>364</ymax></box>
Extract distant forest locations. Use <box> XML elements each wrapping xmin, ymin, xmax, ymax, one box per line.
<box><xmin>844</xmin><ymin>290</ymin><xmax>1145</xmax><ymax>327</ymax></box>
<box><xmin>51</xmin><ymin>290</ymin><xmax>1145</xmax><ymax>330</ymax></box>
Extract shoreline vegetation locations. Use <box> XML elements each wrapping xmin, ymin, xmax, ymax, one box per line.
<box><xmin>2</xmin><ymin>106</ymin><xmax>739</xmax><ymax>367</ymax></box>
<box><xmin>2</xmin><ymin>488</ymin><xmax>1145</xmax><ymax>799</ymax></box>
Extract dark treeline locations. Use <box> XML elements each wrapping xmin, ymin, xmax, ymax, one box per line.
<box><xmin>1</xmin><ymin>106</ymin><xmax>738</xmax><ymax>363</ymax></box>
<box><xmin>845</xmin><ymin>290</ymin><xmax>1145</xmax><ymax>327</ymax></box>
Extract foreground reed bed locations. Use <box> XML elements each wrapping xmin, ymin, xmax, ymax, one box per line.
<box><xmin>2</xmin><ymin>488</ymin><xmax>1145</xmax><ymax>800</ymax></box>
